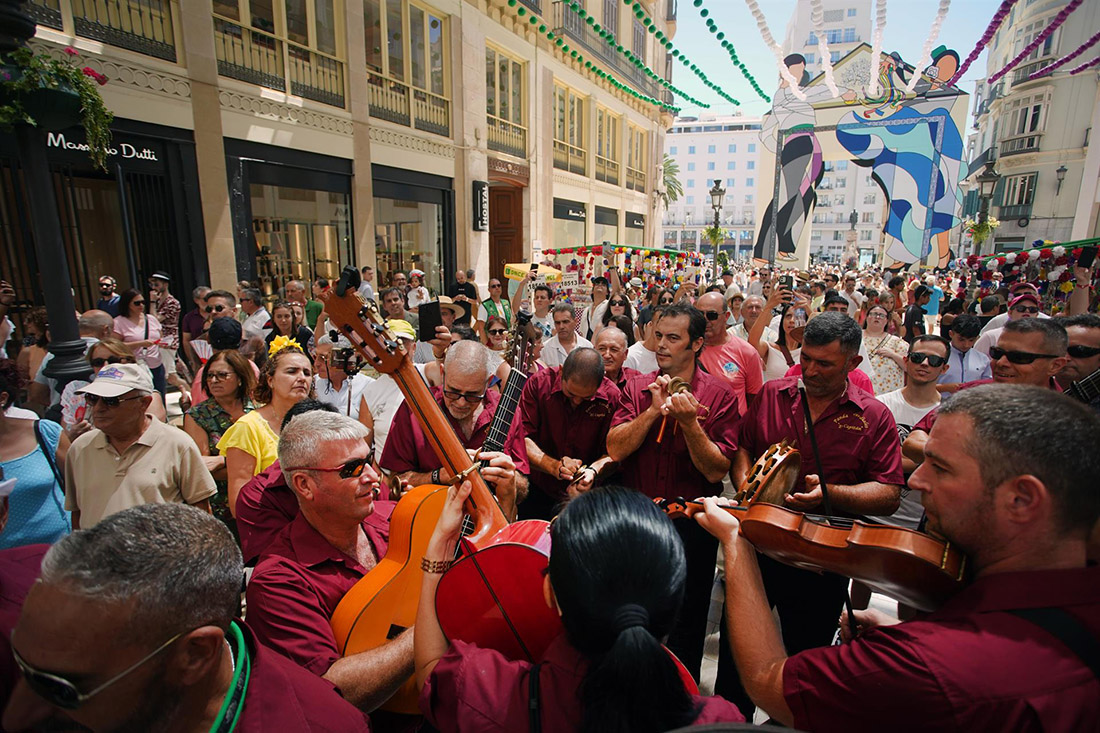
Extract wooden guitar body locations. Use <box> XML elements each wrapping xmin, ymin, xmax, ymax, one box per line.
<box><xmin>330</xmin><ymin>482</ymin><xmax>450</xmax><ymax>714</ymax></box>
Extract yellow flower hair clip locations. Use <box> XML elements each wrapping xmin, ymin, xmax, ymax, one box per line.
<box><xmin>268</xmin><ymin>334</ymin><xmax>298</xmax><ymax>357</ymax></box>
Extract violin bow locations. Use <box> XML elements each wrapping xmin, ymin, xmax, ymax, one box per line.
<box><xmin>797</xmin><ymin>383</ymin><xmax>859</xmax><ymax>644</ymax></box>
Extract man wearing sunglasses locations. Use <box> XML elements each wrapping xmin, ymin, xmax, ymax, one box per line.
<box><xmin>3</xmin><ymin>503</ymin><xmax>371</xmax><ymax>732</ymax></box>
<box><xmin>475</xmin><ymin>277</ymin><xmax>514</xmax><ymax>331</ymax></box>
<box><xmin>94</xmin><ymin>275</ymin><xmax>119</xmax><ymax>317</ymax></box>
<box><xmin>379</xmin><ymin>340</ymin><xmax>527</xmax><ymax>521</ymax></box>
<box><xmin>696</xmin><ymin>291</ymin><xmax>763</xmax><ymax>417</ymax></box>
<box><xmin>1057</xmin><ymin>314</ymin><xmax>1100</xmax><ymax>411</ymax></box>
<box><xmin>974</xmin><ymin>291</ymin><xmax>1043</xmax><ymax>357</ymax></box>
<box><xmin>65</xmin><ymin>364</ymin><xmax>216</xmax><ymax>529</ymax></box>
<box><xmin>246</xmin><ymin>411</ymin><xmax>414</xmax><ymax>717</ymax></box>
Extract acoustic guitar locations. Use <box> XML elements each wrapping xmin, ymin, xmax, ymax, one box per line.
<box><xmin>323</xmin><ymin>277</ymin><xmax>511</xmax><ymax>713</ymax></box>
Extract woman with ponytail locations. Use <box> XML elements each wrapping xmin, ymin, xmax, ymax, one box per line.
<box><xmin>415</xmin><ymin>485</ymin><xmax>746</xmax><ymax>732</ymax></box>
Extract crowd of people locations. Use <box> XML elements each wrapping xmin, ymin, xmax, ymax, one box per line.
<box><xmin>0</xmin><ymin>254</ymin><xmax>1097</xmax><ymax>732</ymax></box>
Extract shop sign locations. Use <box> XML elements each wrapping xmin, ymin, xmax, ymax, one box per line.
<box><xmin>472</xmin><ymin>181</ymin><xmax>489</xmax><ymax>231</ymax></box>
<box><xmin>46</xmin><ymin>132</ymin><xmax>158</xmax><ymax>162</ymax></box>
<box><xmin>626</xmin><ymin>213</ymin><xmax>646</xmax><ymax>229</ymax></box>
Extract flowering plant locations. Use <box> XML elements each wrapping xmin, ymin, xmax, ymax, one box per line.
<box><xmin>963</xmin><ymin>216</ymin><xmax>1000</xmax><ymax>245</ymax></box>
<box><xmin>0</xmin><ymin>46</ymin><xmax>113</xmax><ymax>170</ymax></box>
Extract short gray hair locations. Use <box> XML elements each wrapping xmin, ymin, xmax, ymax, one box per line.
<box><xmin>279</xmin><ymin>411</ymin><xmax>370</xmax><ymax>472</ymax></box>
<box><xmin>39</xmin><ymin>504</ymin><xmax>243</xmax><ymax>643</ymax></box>
<box><xmin>285</xmin><ymin>280</ymin><xmax>305</xmax><ymax>292</ymax></box>
<box><xmin>444</xmin><ymin>339</ymin><xmax>493</xmax><ymax>379</ymax></box>
<box><xmin>241</xmin><ymin>288</ymin><xmax>263</xmax><ymax>304</ymax></box>
<box><xmin>192</xmin><ymin>285</ymin><xmax>211</xmax><ymax>300</ymax></box>
<box><xmin>804</xmin><ymin>312</ymin><xmax>862</xmax><ymax>355</ymax></box>
<box><xmin>1002</xmin><ymin>318</ymin><xmax>1067</xmax><ymax>355</ymax></box>
<box><xmin>78</xmin><ymin>310</ymin><xmax>113</xmax><ymax>334</ymax></box>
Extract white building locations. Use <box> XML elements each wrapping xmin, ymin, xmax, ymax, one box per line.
<box><xmin>662</xmin><ymin>114</ymin><xmax>764</xmax><ymax>258</ymax></box>
<box><xmin>963</xmin><ymin>0</ymin><xmax>1100</xmax><ymax>253</ymax></box>
<box><xmin>782</xmin><ymin>0</ymin><xmax>872</xmax><ymax>77</ymax></box>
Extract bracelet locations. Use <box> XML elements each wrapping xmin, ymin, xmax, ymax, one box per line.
<box><xmin>420</xmin><ymin>557</ymin><xmax>452</xmax><ymax>574</ymax></box>
<box><xmin>431</xmin><ymin>468</ymin><xmax>442</xmax><ymax>484</ymax></box>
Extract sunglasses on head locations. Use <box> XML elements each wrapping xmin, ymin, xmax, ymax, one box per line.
<box><xmin>85</xmin><ymin>394</ymin><xmax>145</xmax><ymax>408</ymax></box>
<box><xmin>989</xmin><ymin>346</ymin><xmax>1061</xmax><ymax>365</ymax></box>
<box><xmin>205</xmin><ymin>304</ymin><xmax>228</xmax><ymax>314</ymax></box>
<box><xmin>294</xmin><ymin>454</ymin><xmax>375</xmax><ymax>479</ymax></box>
<box><xmin>908</xmin><ymin>352</ymin><xmax>947</xmax><ymax>367</ymax></box>
<box><xmin>11</xmin><ymin>630</ymin><xmax>186</xmax><ymax>710</ymax></box>
<box><xmin>1068</xmin><ymin>344</ymin><xmax>1100</xmax><ymax>359</ymax></box>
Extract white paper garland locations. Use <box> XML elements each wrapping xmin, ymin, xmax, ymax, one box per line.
<box><xmin>904</xmin><ymin>0</ymin><xmax>953</xmax><ymax>94</ymax></box>
<box><xmin>810</xmin><ymin>0</ymin><xmax>841</xmax><ymax>96</ymax></box>
<box><xmin>868</xmin><ymin>0</ymin><xmax>888</xmax><ymax>96</ymax></box>
<box><xmin>744</xmin><ymin>0</ymin><xmax>806</xmax><ymax>100</ymax></box>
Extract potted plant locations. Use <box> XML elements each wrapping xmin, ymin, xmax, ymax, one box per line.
<box><xmin>0</xmin><ymin>46</ymin><xmax>113</xmax><ymax>170</ymax></box>
<box><xmin>963</xmin><ymin>216</ymin><xmax>1000</xmax><ymax>246</ymax></box>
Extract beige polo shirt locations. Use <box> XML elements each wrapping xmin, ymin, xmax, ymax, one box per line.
<box><xmin>64</xmin><ymin>418</ymin><xmax>217</xmax><ymax>528</ymax></box>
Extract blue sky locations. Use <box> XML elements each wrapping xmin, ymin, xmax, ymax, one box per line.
<box><xmin>666</xmin><ymin>0</ymin><xmax>1001</xmax><ymax>119</ymax></box>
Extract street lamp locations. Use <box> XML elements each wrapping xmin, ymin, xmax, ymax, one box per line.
<box><xmin>709</xmin><ymin>179</ymin><xmax>725</xmax><ymax>280</ymax></box>
<box><xmin>1055</xmin><ymin>164</ymin><xmax>1068</xmax><ymax>196</ymax></box>
<box><xmin>975</xmin><ymin>161</ymin><xmax>1001</xmax><ymax>254</ymax></box>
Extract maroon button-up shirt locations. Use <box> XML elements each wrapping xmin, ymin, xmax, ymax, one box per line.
<box><xmin>0</xmin><ymin>545</ymin><xmax>48</xmax><ymax>717</ymax></box>
<box><xmin>421</xmin><ymin>634</ymin><xmax>745</xmax><ymax>731</ymax></box>
<box><xmin>783</xmin><ymin>566</ymin><xmax>1100</xmax><ymax>732</ymax></box>
<box><xmin>236</xmin><ymin>620</ymin><xmax>371</xmax><ymax>732</ymax></box>
<box><xmin>245</xmin><ymin>507</ymin><xmax>393</xmax><ymax>677</ymax></box>
<box><xmin>379</xmin><ymin>386</ymin><xmax>528</xmax><ymax>475</ymax></box>
<box><xmin>237</xmin><ymin>461</ymin><xmax>298</xmax><ymax>566</ymax></box>
<box><xmin>610</xmin><ymin>368</ymin><xmax>741</xmax><ymax>500</ymax></box>
<box><xmin>739</xmin><ymin>377</ymin><xmax>904</xmax><ymax>505</ymax></box>
<box><xmin>609</xmin><ymin>366</ymin><xmax>641</xmax><ymax>392</ymax></box>
<box><xmin>518</xmin><ymin>367</ymin><xmax>621</xmax><ymax>502</ymax></box>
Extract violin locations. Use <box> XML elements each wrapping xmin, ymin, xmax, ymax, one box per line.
<box><xmin>655</xmin><ymin>441</ymin><xmax>968</xmax><ymax>613</ymax></box>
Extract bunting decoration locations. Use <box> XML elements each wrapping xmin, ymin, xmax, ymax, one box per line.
<box><xmin>867</xmin><ymin>0</ymin><xmax>888</xmax><ymax>96</ymax></box>
<box><xmin>948</xmin><ymin>0</ymin><xmax>1019</xmax><ymax>86</ymax></box>
<box><xmin>1027</xmin><ymin>30</ymin><xmax>1100</xmax><ymax>80</ymax></box>
<box><xmin>810</xmin><ymin>0</ymin><xmax>841</xmax><ymax>97</ymax></box>
<box><xmin>987</xmin><ymin>0</ymin><xmax>1081</xmax><ymax>84</ymax></box>
<box><xmin>904</xmin><ymin>0</ymin><xmax>952</xmax><ymax>94</ymax></box>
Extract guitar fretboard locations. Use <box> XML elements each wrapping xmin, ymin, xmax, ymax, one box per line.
<box><xmin>1069</xmin><ymin>368</ymin><xmax>1100</xmax><ymax>405</ymax></box>
<box><xmin>483</xmin><ymin>370</ymin><xmax>529</xmax><ymax>453</ymax></box>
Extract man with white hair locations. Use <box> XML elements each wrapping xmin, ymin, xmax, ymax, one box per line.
<box><xmin>64</xmin><ymin>363</ymin><xmax>215</xmax><ymax>529</ymax></box>
<box><xmin>379</xmin><ymin>340</ymin><xmax>527</xmax><ymax>519</ymax></box>
<box><xmin>246</xmin><ymin>411</ymin><xmax>414</xmax><ymax>715</ymax></box>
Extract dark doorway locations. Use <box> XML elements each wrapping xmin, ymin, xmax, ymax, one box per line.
<box><xmin>489</xmin><ymin>185</ymin><xmax>523</xmax><ymax>283</ymax></box>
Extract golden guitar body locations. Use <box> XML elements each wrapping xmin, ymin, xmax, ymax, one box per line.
<box><xmin>330</xmin><ymin>482</ymin><xmax>449</xmax><ymax>714</ymax></box>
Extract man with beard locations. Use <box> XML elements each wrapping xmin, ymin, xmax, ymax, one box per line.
<box><xmin>3</xmin><ymin>503</ymin><xmax>370</xmax><ymax>731</ymax></box>
<box><xmin>696</xmin><ymin>385</ymin><xmax>1100</xmax><ymax>731</ymax></box>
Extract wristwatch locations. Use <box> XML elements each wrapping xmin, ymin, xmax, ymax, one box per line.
<box><xmin>432</xmin><ymin>468</ymin><xmax>442</xmax><ymax>484</ymax></box>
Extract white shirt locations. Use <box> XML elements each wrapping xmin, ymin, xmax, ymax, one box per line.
<box><xmin>578</xmin><ymin>301</ymin><xmax>609</xmax><ymax>340</ymax></box>
<box><xmin>840</xmin><ymin>289</ymin><xmax>865</xmax><ymax>318</ymax></box>
<box><xmin>241</xmin><ymin>308</ymin><xmax>271</xmax><ymax>340</ymax></box>
<box><xmin>980</xmin><ymin>310</ymin><xmax>1050</xmax><ymax>334</ymax></box>
<box><xmin>540</xmin><ymin>334</ymin><xmax>593</xmax><ymax>369</ymax></box>
<box><xmin>731</xmin><ymin>322</ymin><xmax>777</xmax><ymax>344</ymax></box>
<box><xmin>406</xmin><ymin>286</ymin><xmax>430</xmax><ymax>310</ymax></box>
<box><xmin>939</xmin><ymin>347</ymin><xmax>991</xmax><ymax>386</ymax></box>
<box><xmin>316</xmin><ymin>372</ymin><xmax>375</xmax><ymax>419</ymax></box>
<box><xmin>624</xmin><ymin>342</ymin><xmax>658</xmax><ymax>374</ymax></box>
<box><xmin>357</xmin><ymin>281</ymin><xmax>375</xmax><ymax>301</ymax></box>
<box><xmin>360</xmin><ymin>364</ymin><xmax>427</xmax><ymax>459</ymax></box>
<box><xmin>868</xmin><ymin>388</ymin><xmax>940</xmax><ymax>530</ymax></box>
<box><xmin>531</xmin><ymin>312</ymin><xmax>554</xmax><ymax>339</ymax></box>
<box><xmin>973</xmin><ymin>327</ymin><xmax>1001</xmax><ymax>358</ymax></box>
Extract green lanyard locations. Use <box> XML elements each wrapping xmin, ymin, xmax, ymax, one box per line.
<box><xmin>210</xmin><ymin>622</ymin><xmax>251</xmax><ymax>733</ymax></box>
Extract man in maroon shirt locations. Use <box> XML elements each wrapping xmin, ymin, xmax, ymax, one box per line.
<box><xmin>698</xmin><ymin>384</ymin><xmax>1100</xmax><ymax>731</ymax></box>
<box><xmin>246</xmin><ymin>411</ymin><xmax>413</xmax><ymax>716</ymax></box>
<box><xmin>3</xmin><ymin>503</ymin><xmax>370</xmax><ymax>732</ymax></box>
<box><xmin>606</xmin><ymin>302</ymin><xmax>741</xmax><ymax>684</ymax></box>
<box><xmin>379</xmin><ymin>340</ymin><xmax>527</xmax><ymax>520</ymax></box>
<box><xmin>593</xmin><ymin>326</ymin><xmax>639</xmax><ymax>390</ymax></box>
<box><xmin>517</xmin><ymin>348</ymin><xmax>620</xmax><ymax>520</ymax></box>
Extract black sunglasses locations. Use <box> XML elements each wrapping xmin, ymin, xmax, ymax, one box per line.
<box><xmin>1011</xmin><ymin>305</ymin><xmax>1040</xmax><ymax>314</ymax></box>
<box><xmin>132</xmin><ymin>300</ymin><xmax>145</xmax><ymax>306</ymax></box>
<box><xmin>989</xmin><ymin>346</ymin><xmax>1061</xmax><ymax>365</ymax></box>
<box><xmin>700</xmin><ymin>310</ymin><xmax>723</xmax><ymax>321</ymax></box>
<box><xmin>487</xmin><ymin>328</ymin><xmax>507</xmax><ymax>335</ymax></box>
<box><xmin>85</xmin><ymin>394</ymin><xmax>145</xmax><ymax>408</ymax></box>
<box><xmin>294</xmin><ymin>454</ymin><xmax>375</xmax><ymax>479</ymax></box>
<box><xmin>89</xmin><ymin>356</ymin><xmax>128</xmax><ymax>369</ymax></box>
<box><xmin>609</xmin><ymin>300</ymin><xmax>629</xmax><ymax>307</ymax></box>
<box><xmin>1068</xmin><ymin>345</ymin><xmax>1100</xmax><ymax>359</ymax></box>
<box><xmin>908</xmin><ymin>352</ymin><xmax>947</xmax><ymax>367</ymax></box>
<box><xmin>443</xmin><ymin>387</ymin><xmax>486</xmax><ymax>403</ymax></box>
<box><xmin>204</xmin><ymin>304</ymin><xmax>228</xmax><ymax>314</ymax></box>
<box><xmin>658</xmin><ymin>298</ymin><xmax>675</xmax><ymax>305</ymax></box>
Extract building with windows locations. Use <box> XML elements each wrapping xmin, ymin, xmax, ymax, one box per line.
<box><xmin>782</xmin><ymin>0</ymin><xmax>871</xmax><ymax>77</ymax></box>
<box><xmin>661</xmin><ymin>114</ymin><xmax>763</xmax><ymax>258</ymax></box>
<box><xmin>962</xmin><ymin>0</ymin><xmax>1099</xmax><ymax>253</ymax></box>
<box><xmin>2</xmin><ymin>0</ymin><xmax>674</xmax><ymax>309</ymax></box>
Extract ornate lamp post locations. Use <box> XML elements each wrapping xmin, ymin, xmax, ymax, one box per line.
<box><xmin>975</xmin><ymin>161</ymin><xmax>1001</xmax><ymax>255</ymax></box>
<box><xmin>708</xmin><ymin>178</ymin><xmax>725</xmax><ymax>280</ymax></box>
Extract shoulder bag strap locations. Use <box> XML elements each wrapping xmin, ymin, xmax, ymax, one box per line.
<box><xmin>779</xmin><ymin>343</ymin><xmax>795</xmax><ymax>368</ymax></box>
<box><xmin>528</xmin><ymin>662</ymin><xmax>543</xmax><ymax>733</ymax></box>
<box><xmin>33</xmin><ymin>420</ymin><xmax>64</xmax><ymax>489</ymax></box>
<box><xmin>1008</xmin><ymin>608</ymin><xmax>1100</xmax><ymax>680</ymax></box>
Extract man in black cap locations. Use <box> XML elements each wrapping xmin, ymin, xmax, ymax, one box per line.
<box><xmin>190</xmin><ymin>316</ymin><xmax>258</xmax><ymax>404</ymax></box>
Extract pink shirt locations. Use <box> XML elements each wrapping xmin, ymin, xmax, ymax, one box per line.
<box><xmin>113</xmin><ymin>314</ymin><xmax>162</xmax><ymax>368</ymax></box>
<box><xmin>699</xmin><ymin>333</ymin><xmax>764</xmax><ymax>415</ymax></box>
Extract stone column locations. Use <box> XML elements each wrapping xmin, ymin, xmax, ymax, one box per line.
<box><xmin>345</xmin><ymin>0</ymin><xmax>377</xmax><ymax>270</ymax></box>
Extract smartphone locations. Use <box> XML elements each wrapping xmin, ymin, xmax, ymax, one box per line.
<box><xmin>779</xmin><ymin>274</ymin><xmax>794</xmax><ymax>290</ymax></box>
<box><xmin>418</xmin><ymin>300</ymin><xmax>443</xmax><ymax>343</ymax></box>
<box><xmin>1078</xmin><ymin>247</ymin><xmax>1098</xmax><ymax>270</ymax></box>
<box><xmin>792</xmin><ymin>308</ymin><xmax>808</xmax><ymax>328</ymax></box>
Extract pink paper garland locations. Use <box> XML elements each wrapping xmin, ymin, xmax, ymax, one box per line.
<box><xmin>987</xmin><ymin>0</ymin><xmax>1081</xmax><ymax>84</ymax></box>
<box><xmin>1028</xmin><ymin>30</ymin><xmax>1100</xmax><ymax>80</ymax></box>
<box><xmin>1069</xmin><ymin>54</ymin><xmax>1100</xmax><ymax>75</ymax></box>
<box><xmin>948</xmin><ymin>0</ymin><xmax>1019</xmax><ymax>86</ymax></box>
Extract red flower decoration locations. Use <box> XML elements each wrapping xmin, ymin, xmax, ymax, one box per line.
<box><xmin>997</xmin><ymin>256</ymin><xmax>1007</xmax><ymax>265</ymax></box>
<box><xmin>1056</xmin><ymin>256</ymin><xmax>1069</xmax><ymax>266</ymax></box>
<box><xmin>63</xmin><ymin>47</ymin><xmax>79</xmax><ymax>56</ymax></box>
<box><xmin>81</xmin><ymin>66</ymin><xmax>97</xmax><ymax>77</ymax></box>
<box><xmin>1072</xmin><ymin>248</ymin><xmax>1084</xmax><ymax>259</ymax></box>
<box><xmin>1039</xmin><ymin>248</ymin><xmax>1053</xmax><ymax>260</ymax></box>
<box><xmin>95</xmin><ymin>73</ymin><xmax>108</xmax><ymax>86</ymax></box>
<box><xmin>1059</xmin><ymin>270</ymin><xmax>1073</xmax><ymax>283</ymax></box>
<box><xmin>1014</xmin><ymin>251</ymin><xmax>1029</xmax><ymax>264</ymax></box>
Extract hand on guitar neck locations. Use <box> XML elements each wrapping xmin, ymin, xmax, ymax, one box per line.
<box><xmin>394</xmin><ymin>449</ymin><xmax>522</xmax><ymax>522</ymax></box>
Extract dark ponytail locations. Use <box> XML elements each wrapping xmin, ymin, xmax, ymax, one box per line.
<box><xmin>549</xmin><ymin>487</ymin><xmax>699</xmax><ymax>733</ymax></box>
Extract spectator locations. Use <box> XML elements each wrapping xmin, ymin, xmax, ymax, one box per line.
<box><xmin>696</xmin><ymin>291</ymin><xmax>763</xmax><ymax>415</ymax></box>
<box><xmin>218</xmin><ymin>342</ymin><xmax>313</xmax><ymax>518</ymax></box>
<box><xmin>379</xmin><ymin>286</ymin><xmax>419</xmax><ymax>331</ymax></box>
<box><xmin>180</xmin><ymin>285</ymin><xmax>210</xmax><ymax>370</ymax></box>
<box><xmin>903</xmin><ymin>285</ymin><xmax>931</xmax><ymax>343</ymax></box>
<box><xmin>112</xmin><ymin>289</ymin><xmax>165</xmax><ymax>397</ymax></box>
<box><xmin>608</xmin><ymin>314</ymin><xmax>637</xmax><ymax>347</ymax></box>
<box><xmin>29</xmin><ymin>309</ymin><xmax>111</xmax><ymax>410</ymax></box>
<box><xmin>976</xmin><ymin>295</ymin><xmax>1001</xmax><ymax>328</ymax></box>
<box><xmin>593</xmin><ymin>326</ymin><xmax>638</xmax><ymax>390</ymax></box>
<box><xmin>413</xmin><ymin>297</ymin><xmax>461</xmax><ymax>364</ymax></box>
<box><xmin>938</xmin><ymin>314</ymin><xmax>991</xmax><ymax>394</ymax></box>
<box><xmin>542</xmin><ymin>304</ymin><xmax>592</xmax><ymax>368</ymax></box>
<box><xmin>356</xmin><ymin>266</ymin><xmax>375</xmax><ymax>301</ymax></box>
<box><xmin>922</xmin><ymin>275</ymin><xmax>944</xmax><ymax>334</ymax></box>
<box><xmin>3</xmin><ymin>504</ymin><xmax>371</xmax><ymax>731</ymax></box>
<box><xmin>751</xmin><ymin>289</ymin><xmax>807</xmax><ymax>383</ymax></box>
<box><xmin>482</xmin><ymin>315</ymin><xmax>509</xmax><ymax>354</ymax></box>
<box><xmin>598</xmin><ymin>294</ymin><xmax>642</xmax><ymax>342</ymax></box>
<box><xmin>726</xmin><ymin>288</ymin><xmax>745</xmax><ymax>326</ymax></box>
<box><xmin>95</xmin><ymin>275</ymin><xmax>119</xmax><ymax>317</ymax></box>
<box><xmin>447</xmin><ymin>269</ymin><xmax>478</xmax><ymax>326</ymax></box>
<box><xmin>183</xmin><ymin>349</ymin><xmax>256</xmax><ymax>535</ymax></box>
<box><xmin>15</xmin><ymin>307</ymin><xmax>49</xmax><ymax>398</ymax></box>
<box><xmin>64</xmin><ymin>364</ymin><xmax>215</xmax><ymax>529</ymax></box>
<box><xmin>190</xmin><ymin>317</ymin><xmax>259</xmax><ymax>405</ymax></box>
<box><xmin>731</xmin><ymin>294</ymin><xmax>777</xmax><ymax>344</ymax></box>
<box><xmin>284</xmin><ymin>279</ymin><xmax>323</xmax><ymax>330</ymax></box>
<box><xmin>624</xmin><ymin>315</ymin><xmax>659</xmax><ymax>373</ymax></box>
<box><xmin>314</xmin><ymin>336</ymin><xmax>374</xmax><ymax>419</ymax></box>
<box><xmin>938</xmin><ymin>296</ymin><xmax>966</xmax><ymax>339</ymax></box>
<box><xmin>406</xmin><ymin>270</ymin><xmax>431</xmax><ymax>311</ymax></box>
<box><xmin>577</xmin><ymin>276</ymin><xmax>610</xmax><ymax>339</ymax></box>
<box><xmin>863</xmin><ymin>303</ymin><xmax>909</xmax><ymax>395</ymax></box>
<box><xmin>357</xmin><ymin>319</ymin><xmax>423</xmax><ymax>462</ymax></box>
<box><xmin>265</xmin><ymin>300</ymin><xmax>315</xmax><ymax>357</ymax></box>
<box><xmin>973</xmin><ymin>291</ymin><xmax>1042</xmax><ymax>357</ymax></box>
<box><xmin>390</xmin><ymin>270</ymin><xmax>408</xmax><ymax>291</ymax></box>
<box><xmin>0</xmin><ymin>359</ymin><xmax>70</xmax><ymax>549</ymax></box>
<box><xmin>238</xmin><ymin>288</ymin><xmax>271</xmax><ymax>341</ymax></box>
<box><xmin>1057</xmin><ymin>313</ymin><xmax>1100</xmax><ymax>411</ymax></box>
<box><xmin>476</xmin><ymin>277</ymin><xmax>513</xmax><ymax>332</ymax></box>
<box><xmin>838</xmin><ymin>271</ymin><xmax>865</xmax><ymax>318</ymax></box>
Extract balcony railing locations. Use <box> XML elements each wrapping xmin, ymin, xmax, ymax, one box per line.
<box><xmin>214</xmin><ymin>15</ymin><xmax>345</xmax><ymax>108</ymax></box>
<box><xmin>552</xmin><ymin>1</ymin><xmax>663</xmax><ymax>101</ymax></box>
<box><xmin>626</xmin><ymin>165</ymin><xmax>646</xmax><ymax>192</ymax></box>
<box><xmin>1000</xmin><ymin>132</ymin><xmax>1042</xmax><ymax>156</ymax></box>
<box><xmin>553</xmin><ymin>139</ymin><xmax>586</xmax><ymax>175</ymax></box>
<box><xmin>1011</xmin><ymin>57</ymin><xmax>1055</xmax><ymax>87</ymax></box>
<box><xmin>71</xmin><ymin>0</ymin><xmax>176</xmax><ymax>61</ymax></box>
<box><xmin>487</xmin><ymin>115</ymin><xmax>527</xmax><ymax>158</ymax></box>
<box><xmin>366</xmin><ymin>69</ymin><xmax>450</xmax><ymax>136</ymax></box>
<box><xmin>596</xmin><ymin>155</ymin><xmax>620</xmax><ymax>185</ymax></box>
<box><xmin>27</xmin><ymin>0</ymin><xmax>63</xmax><ymax>29</ymax></box>
<box><xmin>999</xmin><ymin>203</ymin><xmax>1033</xmax><ymax>220</ymax></box>
<box><xmin>518</xmin><ymin>0</ymin><xmax>542</xmax><ymax>13</ymax></box>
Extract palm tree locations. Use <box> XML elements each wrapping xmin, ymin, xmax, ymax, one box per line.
<box><xmin>660</xmin><ymin>154</ymin><xmax>682</xmax><ymax>208</ymax></box>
